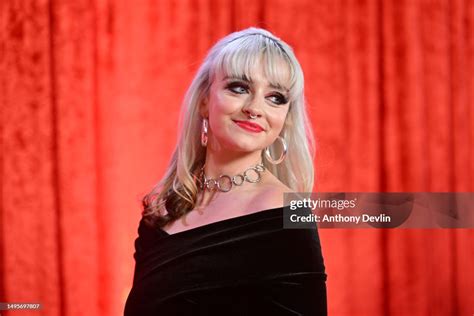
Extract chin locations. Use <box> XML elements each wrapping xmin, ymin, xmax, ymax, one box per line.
<box><xmin>211</xmin><ymin>131</ymin><xmax>267</xmax><ymax>153</ymax></box>
<box><xmin>223</xmin><ymin>140</ymin><xmax>264</xmax><ymax>153</ymax></box>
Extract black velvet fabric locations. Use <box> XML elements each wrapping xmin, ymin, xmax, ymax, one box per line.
<box><xmin>124</xmin><ymin>207</ymin><xmax>327</xmax><ymax>315</ymax></box>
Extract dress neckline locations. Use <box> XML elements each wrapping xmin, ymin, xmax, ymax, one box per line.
<box><xmin>156</xmin><ymin>206</ymin><xmax>284</xmax><ymax>238</ymax></box>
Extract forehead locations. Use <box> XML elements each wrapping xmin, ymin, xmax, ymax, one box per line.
<box><xmin>219</xmin><ymin>58</ymin><xmax>290</xmax><ymax>88</ymax></box>
<box><xmin>213</xmin><ymin>52</ymin><xmax>292</xmax><ymax>91</ymax></box>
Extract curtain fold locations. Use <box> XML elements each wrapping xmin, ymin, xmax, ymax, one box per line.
<box><xmin>1</xmin><ymin>0</ymin><xmax>473</xmax><ymax>315</ymax></box>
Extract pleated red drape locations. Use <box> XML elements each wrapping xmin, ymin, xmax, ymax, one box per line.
<box><xmin>1</xmin><ymin>0</ymin><xmax>473</xmax><ymax>315</ymax></box>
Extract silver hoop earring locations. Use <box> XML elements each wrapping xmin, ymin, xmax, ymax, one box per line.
<box><xmin>264</xmin><ymin>136</ymin><xmax>287</xmax><ymax>165</ymax></box>
<box><xmin>201</xmin><ymin>118</ymin><xmax>208</xmax><ymax>147</ymax></box>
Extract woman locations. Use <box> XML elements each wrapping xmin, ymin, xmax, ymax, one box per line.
<box><xmin>124</xmin><ymin>27</ymin><xmax>327</xmax><ymax>315</ymax></box>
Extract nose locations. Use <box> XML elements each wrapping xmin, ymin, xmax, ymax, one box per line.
<box><xmin>242</xmin><ymin>95</ymin><xmax>264</xmax><ymax>119</ymax></box>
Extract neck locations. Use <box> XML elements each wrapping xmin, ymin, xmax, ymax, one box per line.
<box><xmin>203</xmin><ymin>148</ymin><xmax>263</xmax><ymax>178</ymax></box>
<box><xmin>195</xmin><ymin>149</ymin><xmax>267</xmax><ymax>209</ymax></box>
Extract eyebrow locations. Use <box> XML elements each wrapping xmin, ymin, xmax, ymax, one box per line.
<box><xmin>223</xmin><ymin>74</ymin><xmax>289</xmax><ymax>93</ymax></box>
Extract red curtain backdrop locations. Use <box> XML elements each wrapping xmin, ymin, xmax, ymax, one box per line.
<box><xmin>1</xmin><ymin>0</ymin><xmax>473</xmax><ymax>315</ymax></box>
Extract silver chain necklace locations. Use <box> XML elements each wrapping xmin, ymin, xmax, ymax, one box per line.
<box><xmin>199</xmin><ymin>163</ymin><xmax>266</xmax><ymax>192</ymax></box>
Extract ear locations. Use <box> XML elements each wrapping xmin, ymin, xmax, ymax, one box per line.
<box><xmin>199</xmin><ymin>95</ymin><xmax>209</xmax><ymax>118</ymax></box>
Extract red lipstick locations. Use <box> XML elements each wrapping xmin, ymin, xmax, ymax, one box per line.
<box><xmin>233</xmin><ymin>120</ymin><xmax>264</xmax><ymax>133</ymax></box>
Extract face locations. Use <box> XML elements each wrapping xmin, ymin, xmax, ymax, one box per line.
<box><xmin>201</xmin><ymin>57</ymin><xmax>291</xmax><ymax>154</ymax></box>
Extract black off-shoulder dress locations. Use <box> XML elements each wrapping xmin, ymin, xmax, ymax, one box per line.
<box><xmin>124</xmin><ymin>207</ymin><xmax>327</xmax><ymax>315</ymax></box>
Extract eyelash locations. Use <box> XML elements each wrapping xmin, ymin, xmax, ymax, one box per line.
<box><xmin>225</xmin><ymin>82</ymin><xmax>289</xmax><ymax>105</ymax></box>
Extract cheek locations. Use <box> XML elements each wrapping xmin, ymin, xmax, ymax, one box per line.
<box><xmin>267</xmin><ymin>110</ymin><xmax>289</xmax><ymax>133</ymax></box>
<box><xmin>207</xmin><ymin>94</ymin><xmax>240</xmax><ymax>132</ymax></box>
<box><xmin>209</xmin><ymin>91</ymin><xmax>243</xmax><ymax>116</ymax></box>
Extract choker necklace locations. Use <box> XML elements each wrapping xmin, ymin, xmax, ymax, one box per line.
<box><xmin>198</xmin><ymin>163</ymin><xmax>266</xmax><ymax>192</ymax></box>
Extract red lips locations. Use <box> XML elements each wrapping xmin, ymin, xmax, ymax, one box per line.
<box><xmin>233</xmin><ymin>120</ymin><xmax>264</xmax><ymax>133</ymax></box>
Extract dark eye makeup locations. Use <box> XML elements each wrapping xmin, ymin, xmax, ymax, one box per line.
<box><xmin>268</xmin><ymin>94</ymin><xmax>288</xmax><ymax>105</ymax></box>
<box><xmin>224</xmin><ymin>80</ymin><xmax>289</xmax><ymax>105</ymax></box>
<box><xmin>225</xmin><ymin>81</ymin><xmax>249</xmax><ymax>94</ymax></box>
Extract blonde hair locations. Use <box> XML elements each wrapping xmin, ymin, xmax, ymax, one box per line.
<box><xmin>142</xmin><ymin>27</ymin><xmax>315</xmax><ymax>228</ymax></box>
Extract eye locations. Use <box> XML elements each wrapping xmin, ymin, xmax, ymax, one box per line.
<box><xmin>267</xmin><ymin>93</ymin><xmax>289</xmax><ymax>105</ymax></box>
<box><xmin>225</xmin><ymin>82</ymin><xmax>249</xmax><ymax>94</ymax></box>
